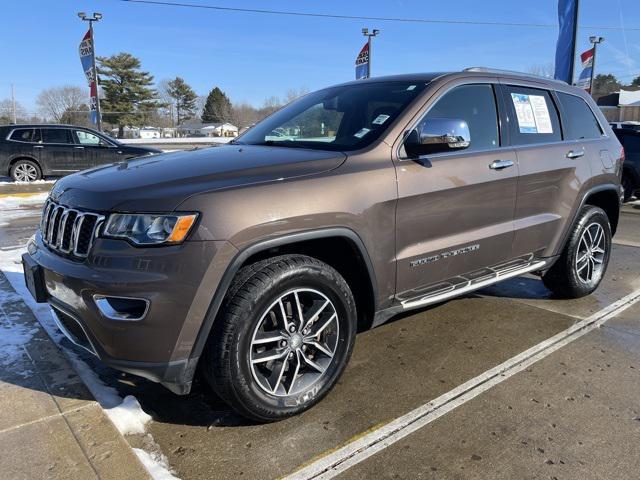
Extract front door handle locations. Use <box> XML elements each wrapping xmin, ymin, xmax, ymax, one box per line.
<box><xmin>74</xmin><ymin>146</ymin><xmax>85</xmax><ymax>150</ymax></box>
<box><xmin>566</xmin><ymin>149</ymin><xmax>585</xmax><ymax>159</ymax></box>
<box><xmin>489</xmin><ymin>159</ymin><xmax>514</xmax><ymax>170</ymax></box>
<box><xmin>33</xmin><ymin>145</ymin><xmax>44</xmax><ymax>149</ymax></box>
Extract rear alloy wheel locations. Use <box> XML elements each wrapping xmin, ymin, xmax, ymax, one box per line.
<box><xmin>10</xmin><ymin>160</ymin><xmax>41</xmax><ymax>182</ymax></box>
<box><xmin>203</xmin><ymin>255</ymin><xmax>357</xmax><ymax>422</ymax></box>
<box><xmin>542</xmin><ymin>205</ymin><xmax>611</xmax><ymax>298</ymax></box>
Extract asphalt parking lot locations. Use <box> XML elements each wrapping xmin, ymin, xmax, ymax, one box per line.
<box><xmin>1</xmin><ymin>182</ymin><xmax>640</xmax><ymax>479</ymax></box>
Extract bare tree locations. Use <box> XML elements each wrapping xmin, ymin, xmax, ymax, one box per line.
<box><xmin>0</xmin><ymin>98</ymin><xmax>27</xmax><ymax>124</ymax></box>
<box><xmin>36</xmin><ymin>85</ymin><xmax>87</xmax><ymax>122</ymax></box>
<box><xmin>284</xmin><ymin>87</ymin><xmax>309</xmax><ymax>104</ymax></box>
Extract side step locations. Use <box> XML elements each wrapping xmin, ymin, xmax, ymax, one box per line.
<box><xmin>400</xmin><ymin>260</ymin><xmax>547</xmax><ymax>310</ymax></box>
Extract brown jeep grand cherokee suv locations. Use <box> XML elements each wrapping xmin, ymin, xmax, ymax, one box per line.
<box><xmin>23</xmin><ymin>69</ymin><xmax>623</xmax><ymax>421</ymax></box>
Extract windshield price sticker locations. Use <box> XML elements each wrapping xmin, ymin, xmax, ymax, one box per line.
<box><xmin>511</xmin><ymin>93</ymin><xmax>553</xmax><ymax>134</ymax></box>
<box><xmin>372</xmin><ymin>114</ymin><xmax>390</xmax><ymax>125</ymax></box>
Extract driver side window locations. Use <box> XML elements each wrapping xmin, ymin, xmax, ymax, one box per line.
<box><xmin>408</xmin><ymin>84</ymin><xmax>500</xmax><ymax>156</ymax></box>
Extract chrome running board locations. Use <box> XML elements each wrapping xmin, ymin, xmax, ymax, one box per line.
<box><xmin>400</xmin><ymin>260</ymin><xmax>547</xmax><ymax>310</ymax></box>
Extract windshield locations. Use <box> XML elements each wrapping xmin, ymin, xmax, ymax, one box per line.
<box><xmin>236</xmin><ymin>81</ymin><xmax>428</xmax><ymax>151</ymax></box>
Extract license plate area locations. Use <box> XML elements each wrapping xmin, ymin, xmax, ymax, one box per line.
<box><xmin>22</xmin><ymin>253</ymin><xmax>48</xmax><ymax>303</ymax></box>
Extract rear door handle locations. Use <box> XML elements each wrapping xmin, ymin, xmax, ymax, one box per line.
<box><xmin>566</xmin><ymin>149</ymin><xmax>585</xmax><ymax>159</ymax></box>
<box><xmin>489</xmin><ymin>159</ymin><xmax>514</xmax><ymax>170</ymax></box>
<box><xmin>33</xmin><ymin>145</ymin><xmax>43</xmax><ymax>148</ymax></box>
<box><xmin>74</xmin><ymin>146</ymin><xmax>84</xmax><ymax>149</ymax></box>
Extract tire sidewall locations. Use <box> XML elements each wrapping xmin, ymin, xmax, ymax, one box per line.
<box><xmin>565</xmin><ymin>207</ymin><xmax>612</xmax><ymax>295</ymax></box>
<box><xmin>229</xmin><ymin>263</ymin><xmax>356</xmax><ymax>419</ymax></box>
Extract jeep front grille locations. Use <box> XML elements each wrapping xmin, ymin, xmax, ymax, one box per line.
<box><xmin>40</xmin><ymin>200</ymin><xmax>105</xmax><ymax>258</ymax></box>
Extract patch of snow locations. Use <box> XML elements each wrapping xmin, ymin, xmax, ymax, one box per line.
<box><xmin>0</xmin><ymin>178</ymin><xmax>56</xmax><ymax>185</ymax></box>
<box><xmin>0</xmin><ymin>285</ymin><xmax>39</xmax><ymax>374</ymax></box>
<box><xmin>0</xmin><ymin>192</ymin><xmax>49</xmax><ymax>207</ymax></box>
<box><xmin>107</xmin><ymin>395</ymin><xmax>152</xmax><ymax>435</ymax></box>
<box><xmin>133</xmin><ymin>448</ymin><xmax>180</xmax><ymax>480</ymax></box>
<box><xmin>0</xmin><ymin>247</ymin><xmax>178</xmax><ymax>478</ymax></box>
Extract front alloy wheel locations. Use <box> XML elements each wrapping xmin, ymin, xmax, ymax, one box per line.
<box><xmin>203</xmin><ymin>255</ymin><xmax>357</xmax><ymax>422</ymax></box>
<box><xmin>250</xmin><ymin>289</ymin><xmax>339</xmax><ymax>397</ymax></box>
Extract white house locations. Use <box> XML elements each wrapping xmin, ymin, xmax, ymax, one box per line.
<box><xmin>177</xmin><ymin>122</ymin><xmax>239</xmax><ymax>137</ymax></box>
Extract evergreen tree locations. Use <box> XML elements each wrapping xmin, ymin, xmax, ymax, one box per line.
<box><xmin>166</xmin><ymin>77</ymin><xmax>197</xmax><ymax>126</ymax></box>
<box><xmin>97</xmin><ymin>53</ymin><xmax>160</xmax><ymax>136</ymax></box>
<box><xmin>630</xmin><ymin>76</ymin><xmax>640</xmax><ymax>88</ymax></box>
<box><xmin>201</xmin><ymin>87</ymin><xmax>232</xmax><ymax>124</ymax></box>
<box><xmin>592</xmin><ymin>74</ymin><xmax>621</xmax><ymax>97</ymax></box>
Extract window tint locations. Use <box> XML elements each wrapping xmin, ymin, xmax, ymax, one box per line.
<box><xmin>503</xmin><ymin>86</ymin><xmax>561</xmax><ymax>146</ymax></box>
<box><xmin>557</xmin><ymin>92</ymin><xmax>603</xmax><ymax>140</ymax></box>
<box><xmin>9</xmin><ymin>128</ymin><xmax>35</xmax><ymax>142</ymax></box>
<box><xmin>75</xmin><ymin>130</ymin><xmax>103</xmax><ymax>145</ymax></box>
<box><xmin>413</xmin><ymin>84</ymin><xmax>500</xmax><ymax>153</ymax></box>
<box><xmin>42</xmin><ymin>128</ymin><xmax>72</xmax><ymax>144</ymax></box>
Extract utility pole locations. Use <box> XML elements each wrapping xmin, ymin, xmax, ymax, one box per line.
<box><xmin>10</xmin><ymin>84</ymin><xmax>16</xmax><ymax>124</ymax></box>
<box><xmin>588</xmin><ymin>36</ymin><xmax>605</xmax><ymax>97</ymax></box>
<box><xmin>78</xmin><ymin>12</ymin><xmax>103</xmax><ymax>131</ymax></box>
<box><xmin>361</xmin><ymin>28</ymin><xmax>380</xmax><ymax>78</ymax></box>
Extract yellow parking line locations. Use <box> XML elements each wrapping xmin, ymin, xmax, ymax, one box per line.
<box><xmin>0</xmin><ymin>192</ymin><xmax>47</xmax><ymax>199</ymax></box>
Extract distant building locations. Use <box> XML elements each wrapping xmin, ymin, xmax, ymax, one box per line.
<box><xmin>597</xmin><ymin>87</ymin><xmax>640</xmax><ymax>122</ymax></box>
<box><xmin>177</xmin><ymin>122</ymin><xmax>238</xmax><ymax>137</ymax></box>
<box><xmin>109</xmin><ymin>126</ymin><xmax>161</xmax><ymax>139</ymax></box>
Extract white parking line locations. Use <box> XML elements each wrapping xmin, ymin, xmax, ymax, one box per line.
<box><xmin>286</xmin><ymin>289</ymin><xmax>640</xmax><ymax>480</ymax></box>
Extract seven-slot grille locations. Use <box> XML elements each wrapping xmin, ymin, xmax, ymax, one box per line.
<box><xmin>40</xmin><ymin>199</ymin><xmax>105</xmax><ymax>258</ymax></box>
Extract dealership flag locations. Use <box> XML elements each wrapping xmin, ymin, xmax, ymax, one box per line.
<box><xmin>79</xmin><ymin>29</ymin><xmax>100</xmax><ymax>125</ymax></box>
<box><xmin>355</xmin><ymin>42</ymin><xmax>369</xmax><ymax>79</ymax></box>
<box><xmin>576</xmin><ymin>47</ymin><xmax>594</xmax><ymax>91</ymax></box>
<box><xmin>554</xmin><ymin>0</ymin><xmax>579</xmax><ymax>83</ymax></box>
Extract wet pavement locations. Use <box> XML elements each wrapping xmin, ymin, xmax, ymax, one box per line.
<box><xmin>1</xmin><ymin>183</ymin><xmax>639</xmax><ymax>479</ymax></box>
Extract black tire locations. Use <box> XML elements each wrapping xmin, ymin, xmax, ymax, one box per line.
<box><xmin>202</xmin><ymin>255</ymin><xmax>357</xmax><ymax>422</ymax></box>
<box><xmin>10</xmin><ymin>159</ymin><xmax>42</xmax><ymax>182</ymax></box>
<box><xmin>542</xmin><ymin>205</ymin><xmax>612</xmax><ymax>299</ymax></box>
<box><xmin>622</xmin><ymin>173</ymin><xmax>634</xmax><ymax>203</ymax></box>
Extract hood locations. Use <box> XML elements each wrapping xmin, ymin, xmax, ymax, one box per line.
<box><xmin>50</xmin><ymin>145</ymin><xmax>346</xmax><ymax>212</ymax></box>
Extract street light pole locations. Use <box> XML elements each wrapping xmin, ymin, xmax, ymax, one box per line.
<box><xmin>78</xmin><ymin>12</ymin><xmax>103</xmax><ymax>131</ymax></box>
<box><xmin>361</xmin><ymin>28</ymin><xmax>380</xmax><ymax>78</ymax></box>
<box><xmin>588</xmin><ymin>36</ymin><xmax>605</xmax><ymax>97</ymax></box>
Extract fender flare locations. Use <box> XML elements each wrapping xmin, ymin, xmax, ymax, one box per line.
<box><xmin>555</xmin><ymin>183</ymin><xmax>621</xmax><ymax>256</ymax></box>
<box><xmin>188</xmin><ymin>227</ymin><xmax>378</xmax><ymax>362</ymax></box>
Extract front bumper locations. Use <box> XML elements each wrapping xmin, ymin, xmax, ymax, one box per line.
<box><xmin>25</xmin><ymin>232</ymin><xmax>235</xmax><ymax>394</ymax></box>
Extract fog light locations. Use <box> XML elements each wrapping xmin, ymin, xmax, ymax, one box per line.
<box><xmin>93</xmin><ymin>295</ymin><xmax>149</xmax><ymax>321</ymax></box>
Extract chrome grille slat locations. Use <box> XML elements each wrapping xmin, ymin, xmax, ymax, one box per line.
<box><xmin>40</xmin><ymin>200</ymin><xmax>104</xmax><ymax>259</ymax></box>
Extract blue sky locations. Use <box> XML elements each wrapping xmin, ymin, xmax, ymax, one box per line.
<box><xmin>1</xmin><ymin>0</ymin><xmax>639</xmax><ymax>113</ymax></box>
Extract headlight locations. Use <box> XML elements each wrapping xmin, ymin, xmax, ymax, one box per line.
<box><xmin>104</xmin><ymin>213</ymin><xmax>198</xmax><ymax>245</ymax></box>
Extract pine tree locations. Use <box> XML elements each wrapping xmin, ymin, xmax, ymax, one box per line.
<box><xmin>166</xmin><ymin>77</ymin><xmax>197</xmax><ymax>126</ymax></box>
<box><xmin>97</xmin><ymin>53</ymin><xmax>160</xmax><ymax>136</ymax></box>
<box><xmin>201</xmin><ymin>87</ymin><xmax>232</xmax><ymax>124</ymax></box>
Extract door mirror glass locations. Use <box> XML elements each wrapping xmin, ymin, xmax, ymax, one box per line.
<box><xmin>405</xmin><ymin>118</ymin><xmax>471</xmax><ymax>157</ymax></box>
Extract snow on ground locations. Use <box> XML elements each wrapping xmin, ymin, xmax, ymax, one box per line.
<box><xmin>0</xmin><ymin>178</ymin><xmax>57</xmax><ymax>185</ymax></box>
<box><xmin>0</xmin><ymin>284</ymin><xmax>39</xmax><ymax>375</ymax></box>
<box><xmin>133</xmin><ymin>448</ymin><xmax>180</xmax><ymax>480</ymax></box>
<box><xmin>0</xmin><ymin>246</ymin><xmax>177</xmax><ymax>478</ymax></box>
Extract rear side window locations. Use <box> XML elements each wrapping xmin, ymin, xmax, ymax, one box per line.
<box><xmin>502</xmin><ymin>86</ymin><xmax>562</xmax><ymax>146</ymax></box>
<box><xmin>42</xmin><ymin>128</ymin><xmax>72</xmax><ymax>144</ymax></box>
<box><xmin>414</xmin><ymin>84</ymin><xmax>500</xmax><ymax>152</ymax></box>
<box><xmin>9</xmin><ymin>128</ymin><xmax>35</xmax><ymax>142</ymax></box>
<box><xmin>557</xmin><ymin>92</ymin><xmax>603</xmax><ymax>140</ymax></box>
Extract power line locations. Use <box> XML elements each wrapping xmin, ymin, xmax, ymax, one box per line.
<box><xmin>119</xmin><ymin>0</ymin><xmax>640</xmax><ymax>31</ymax></box>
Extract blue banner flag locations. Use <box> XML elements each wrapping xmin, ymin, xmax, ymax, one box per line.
<box><xmin>554</xmin><ymin>0</ymin><xmax>579</xmax><ymax>83</ymax></box>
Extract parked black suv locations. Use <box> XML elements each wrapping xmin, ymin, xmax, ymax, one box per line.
<box><xmin>612</xmin><ymin>127</ymin><xmax>640</xmax><ymax>201</ymax></box>
<box><xmin>0</xmin><ymin>124</ymin><xmax>161</xmax><ymax>182</ymax></box>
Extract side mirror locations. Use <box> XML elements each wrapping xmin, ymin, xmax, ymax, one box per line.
<box><xmin>404</xmin><ymin>118</ymin><xmax>471</xmax><ymax>157</ymax></box>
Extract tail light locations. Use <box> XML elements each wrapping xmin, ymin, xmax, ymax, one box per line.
<box><xmin>620</xmin><ymin>146</ymin><xmax>626</xmax><ymax>163</ymax></box>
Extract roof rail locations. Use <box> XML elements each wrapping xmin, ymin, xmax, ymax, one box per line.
<box><xmin>463</xmin><ymin>67</ymin><xmax>568</xmax><ymax>84</ymax></box>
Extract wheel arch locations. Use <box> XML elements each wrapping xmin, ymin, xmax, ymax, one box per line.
<box><xmin>189</xmin><ymin>228</ymin><xmax>378</xmax><ymax>363</ymax></box>
<box><xmin>582</xmin><ymin>185</ymin><xmax>621</xmax><ymax>235</ymax></box>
